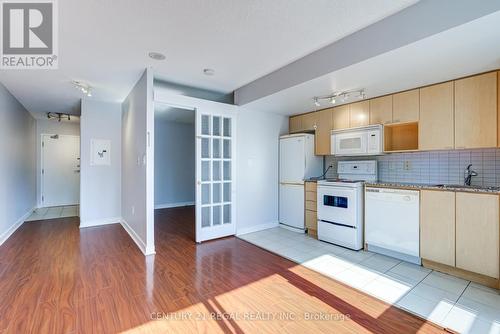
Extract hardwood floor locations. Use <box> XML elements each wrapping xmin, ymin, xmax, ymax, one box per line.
<box><xmin>0</xmin><ymin>207</ymin><xmax>448</xmax><ymax>333</ymax></box>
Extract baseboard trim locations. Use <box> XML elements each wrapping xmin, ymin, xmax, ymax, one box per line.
<box><xmin>154</xmin><ymin>201</ymin><xmax>195</xmax><ymax>209</ymax></box>
<box><xmin>0</xmin><ymin>207</ymin><xmax>34</xmax><ymax>246</ymax></box>
<box><xmin>79</xmin><ymin>217</ymin><xmax>121</xmax><ymax>229</ymax></box>
<box><xmin>236</xmin><ymin>221</ymin><xmax>279</xmax><ymax>236</ymax></box>
<box><xmin>120</xmin><ymin>218</ymin><xmax>156</xmax><ymax>256</ymax></box>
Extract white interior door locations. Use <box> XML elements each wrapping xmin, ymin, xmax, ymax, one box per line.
<box><xmin>41</xmin><ymin>134</ymin><xmax>80</xmax><ymax>207</ymax></box>
<box><xmin>196</xmin><ymin>111</ymin><xmax>236</xmax><ymax>242</ymax></box>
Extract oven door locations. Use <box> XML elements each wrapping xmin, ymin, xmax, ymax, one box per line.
<box><xmin>317</xmin><ymin>186</ymin><xmax>357</xmax><ymax>228</ymax></box>
<box><xmin>332</xmin><ymin>131</ymin><xmax>368</xmax><ymax>156</ymax></box>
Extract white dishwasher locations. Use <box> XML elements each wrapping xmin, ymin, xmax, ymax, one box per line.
<box><xmin>365</xmin><ymin>187</ymin><xmax>420</xmax><ymax>264</ymax></box>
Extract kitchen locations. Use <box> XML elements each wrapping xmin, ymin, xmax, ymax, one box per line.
<box><xmin>239</xmin><ymin>70</ymin><xmax>500</xmax><ymax>332</ymax></box>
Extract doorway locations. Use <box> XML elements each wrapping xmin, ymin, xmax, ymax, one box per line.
<box><xmin>40</xmin><ymin>134</ymin><xmax>80</xmax><ymax>207</ymax></box>
<box><xmin>153</xmin><ymin>100</ymin><xmax>236</xmax><ymax>243</ymax></box>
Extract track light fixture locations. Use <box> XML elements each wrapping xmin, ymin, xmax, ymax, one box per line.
<box><xmin>47</xmin><ymin>112</ymin><xmax>71</xmax><ymax>122</ymax></box>
<box><xmin>313</xmin><ymin>89</ymin><xmax>365</xmax><ymax>107</ymax></box>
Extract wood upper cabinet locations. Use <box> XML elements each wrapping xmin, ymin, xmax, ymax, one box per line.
<box><xmin>332</xmin><ymin>105</ymin><xmax>350</xmax><ymax>130</ymax></box>
<box><xmin>315</xmin><ymin>108</ymin><xmax>333</xmax><ymax>155</ymax></box>
<box><xmin>420</xmin><ymin>190</ymin><xmax>456</xmax><ymax>267</ymax></box>
<box><xmin>349</xmin><ymin>101</ymin><xmax>369</xmax><ymax>128</ymax></box>
<box><xmin>289</xmin><ymin>115</ymin><xmax>302</xmax><ymax>133</ymax></box>
<box><xmin>369</xmin><ymin>95</ymin><xmax>393</xmax><ymax>125</ymax></box>
<box><xmin>301</xmin><ymin>112</ymin><xmax>319</xmax><ymax>131</ymax></box>
<box><xmin>456</xmin><ymin>192</ymin><xmax>499</xmax><ymax>279</ymax></box>
<box><xmin>498</xmin><ymin>71</ymin><xmax>500</xmax><ymax>147</ymax></box>
<box><xmin>393</xmin><ymin>89</ymin><xmax>419</xmax><ymax>123</ymax></box>
<box><xmin>455</xmin><ymin>72</ymin><xmax>497</xmax><ymax>149</ymax></box>
<box><xmin>419</xmin><ymin>82</ymin><xmax>454</xmax><ymax>150</ymax></box>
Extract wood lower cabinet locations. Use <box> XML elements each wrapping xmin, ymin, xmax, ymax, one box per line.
<box><xmin>305</xmin><ymin>181</ymin><xmax>318</xmax><ymax>238</ymax></box>
<box><xmin>332</xmin><ymin>105</ymin><xmax>350</xmax><ymax>130</ymax></box>
<box><xmin>349</xmin><ymin>101</ymin><xmax>369</xmax><ymax>127</ymax></box>
<box><xmin>393</xmin><ymin>89</ymin><xmax>419</xmax><ymax>123</ymax></box>
<box><xmin>455</xmin><ymin>72</ymin><xmax>497</xmax><ymax>149</ymax></box>
<box><xmin>419</xmin><ymin>82</ymin><xmax>454</xmax><ymax>150</ymax></box>
<box><xmin>315</xmin><ymin>108</ymin><xmax>333</xmax><ymax>155</ymax></box>
<box><xmin>456</xmin><ymin>192</ymin><xmax>499</xmax><ymax>279</ymax></box>
<box><xmin>369</xmin><ymin>95</ymin><xmax>393</xmax><ymax>125</ymax></box>
<box><xmin>420</xmin><ymin>190</ymin><xmax>456</xmax><ymax>267</ymax></box>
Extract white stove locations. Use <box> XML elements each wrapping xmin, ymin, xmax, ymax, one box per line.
<box><xmin>317</xmin><ymin>161</ymin><xmax>377</xmax><ymax>250</ymax></box>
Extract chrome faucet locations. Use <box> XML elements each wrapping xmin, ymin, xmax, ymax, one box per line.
<box><xmin>464</xmin><ymin>164</ymin><xmax>478</xmax><ymax>186</ymax></box>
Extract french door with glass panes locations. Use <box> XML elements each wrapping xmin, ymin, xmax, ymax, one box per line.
<box><xmin>196</xmin><ymin>111</ymin><xmax>236</xmax><ymax>242</ymax></box>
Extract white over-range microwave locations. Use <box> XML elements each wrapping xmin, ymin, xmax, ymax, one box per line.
<box><xmin>330</xmin><ymin>124</ymin><xmax>383</xmax><ymax>156</ymax></box>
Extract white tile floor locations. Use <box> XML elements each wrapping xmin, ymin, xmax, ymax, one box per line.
<box><xmin>25</xmin><ymin>205</ymin><xmax>79</xmax><ymax>221</ymax></box>
<box><xmin>238</xmin><ymin>227</ymin><xmax>500</xmax><ymax>334</ymax></box>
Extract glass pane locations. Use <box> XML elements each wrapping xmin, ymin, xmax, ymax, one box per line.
<box><xmin>213</xmin><ymin>116</ymin><xmax>221</xmax><ymax>136</ymax></box>
<box><xmin>201</xmin><ymin>161</ymin><xmax>210</xmax><ymax>182</ymax></box>
<box><xmin>223</xmin><ymin>139</ymin><xmax>231</xmax><ymax>159</ymax></box>
<box><xmin>223</xmin><ymin>182</ymin><xmax>231</xmax><ymax>202</ymax></box>
<box><xmin>202</xmin><ymin>207</ymin><xmax>211</xmax><ymax>227</ymax></box>
<box><xmin>202</xmin><ymin>184</ymin><xmax>211</xmax><ymax>205</ymax></box>
<box><xmin>213</xmin><ymin>138</ymin><xmax>221</xmax><ymax>158</ymax></box>
<box><xmin>213</xmin><ymin>183</ymin><xmax>221</xmax><ymax>203</ymax></box>
<box><xmin>213</xmin><ymin>205</ymin><xmax>222</xmax><ymax>225</ymax></box>
<box><xmin>201</xmin><ymin>138</ymin><xmax>210</xmax><ymax>158</ymax></box>
<box><xmin>213</xmin><ymin>161</ymin><xmax>221</xmax><ymax>181</ymax></box>
<box><xmin>223</xmin><ymin>161</ymin><xmax>231</xmax><ymax>181</ymax></box>
<box><xmin>223</xmin><ymin>204</ymin><xmax>231</xmax><ymax>224</ymax></box>
<box><xmin>223</xmin><ymin>118</ymin><xmax>231</xmax><ymax>137</ymax></box>
<box><xmin>202</xmin><ymin>115</ymin><xmax>210</xmax><ymax>135</ymax></box>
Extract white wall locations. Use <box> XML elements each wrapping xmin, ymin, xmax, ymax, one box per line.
<box><xmin>36</xmin><ymin>119</ymin><xmax>80</xmax><ymax>207</ymax></box>
<box><xmin>154</xmin><ymin>119</ymin><xmax>195</xmax><ymax>208</ymax></box>
<box><xmin>80</xmin><ymin>99</ymin><xmax>122</xmax><ymax>227</ymax></box>
<box><xmin>235</xmin><ymin>108</ymin><xmax>288</xmax><ymax>235</ymax></box>
<box><xmin>122</xmin><ymin>69</ymin><xmax>155</xmax><ymax>255</ymax></box>
<box><xmin>0</xmin><ymin>84</ymin><xmax>36</xmax><ymax>244</ymax></box>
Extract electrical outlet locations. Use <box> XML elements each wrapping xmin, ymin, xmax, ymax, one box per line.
<box><xmin>404</xmin><ymin>160</ymin><xmax>412</xmax><ymax>171</ymax></box>
<box><xmin>131</xmin><ymin>206</ymin><xmax>135</xmax><ymax>215</ymax></box>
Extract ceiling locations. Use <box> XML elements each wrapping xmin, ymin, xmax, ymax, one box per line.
<box><xmin>0</xmin><ymin>0</ymin><xmax>418</xmax><ymax>116</ymax></box>
<box><xmin>155</xmin><ymin>105</ymin><xmax>195</xmax><ymax>124</ymax></box>
<box><xmin>244</xmin><ymin>10</ymin><xmax>500</xmax><ymax>116</ymax></box>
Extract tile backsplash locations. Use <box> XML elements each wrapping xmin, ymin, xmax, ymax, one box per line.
<box><xmin>325</xmin><ymin>149</ymin><xmax>500</xmax><ymax>187</ymax></box>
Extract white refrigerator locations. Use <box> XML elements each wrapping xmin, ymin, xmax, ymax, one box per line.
<box><xmin>279</xmin><ymin>134</ymin><xmax>323</xmax><ymax>230</ymax></box>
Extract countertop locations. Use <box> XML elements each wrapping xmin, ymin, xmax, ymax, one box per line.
<box><xmin>365</xmin><ymin>182</ymin><xmax>500</xmax><ymax>194</ymax></box>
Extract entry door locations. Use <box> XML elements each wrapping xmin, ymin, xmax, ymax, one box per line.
<box><xmin>196</xmin><ymin>111</ymin><xmax>236</xmax><ymax>242</ymax></box>
<box><xmin>41</xmin><ymin>134</ymin><xmax>80</xmax><ymax>207</ymax></box>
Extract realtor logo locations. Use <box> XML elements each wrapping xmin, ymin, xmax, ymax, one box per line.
<box><xmin>1</xmin><ymin>0</ymin><xmax>58</xmax><ymax>69</ymax></box>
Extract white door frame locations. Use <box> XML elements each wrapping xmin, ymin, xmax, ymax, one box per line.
<box><xmin>40</xmin><ymin>133</ymin><xmax>81</xmax><ymax>208</ymax></box>
<box><xmin>153</xmin><ymin>92</ymin><xmax>238</xmax><ymax>243</ymax></box>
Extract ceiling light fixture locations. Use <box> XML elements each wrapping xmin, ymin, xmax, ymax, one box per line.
<box><xmin>148</xmin><ymin>52</ymin><xmax>166</xmax><ymax>61</ymax></box>
<box><xmin>72</xmin><ymin>80</ymin><xmax>93</xmax><ymax>97</ymax></box>
<box><xmin>203</xmin><ymin>68</ymin><xmax>215</xmax><ymax>76</ymax></box>
<box><xmin>47</xmin><ymin>112</ymin><xmax>71</xmax><ymax>122</ymax></box>
<box><xmin>313</xmin><ymin>89</ymin><xmax>365</xmax><ymax>107</ymax></box>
